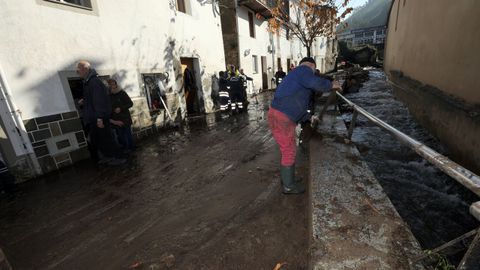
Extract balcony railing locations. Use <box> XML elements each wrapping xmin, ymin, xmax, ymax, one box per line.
<box><xmin>238</xmin><ymin>0</ymin><xmax>278</xmax><ymax>18</ymax></box>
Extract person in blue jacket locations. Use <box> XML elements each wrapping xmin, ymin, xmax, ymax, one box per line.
<box><xmin>268</xmin><ymin>57</ymin><xmax>342</xmax><ymax>194</ymax></box>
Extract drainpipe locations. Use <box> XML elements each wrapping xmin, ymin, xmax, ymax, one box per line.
<box><xmin>269</xmin><ymin>31</ymin><xmax>275</xmax><ymax>88</ymax></box>
<box><xmin>0</xmin><ymin>64</ymin><xmax>42</xmax><ymax>176</ymax></box>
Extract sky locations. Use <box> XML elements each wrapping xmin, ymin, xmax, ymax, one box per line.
<box><xmin>348</xmin><ymin>0</ymin><xmax>369</xmax><ymax>9</ymax></box>
<box><xmin>336</xmin><ymin>0</ymin><xmax>369</xmax><ymax>18</ymax></box>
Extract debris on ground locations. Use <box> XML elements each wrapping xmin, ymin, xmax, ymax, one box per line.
<box><xmin>160</xmin><ymin>253</ymin><xmax>175</xmax><ymax>268</ymax></box>
<box><xmin>0</xmin><ymin>93</ymin><xmax>308</xmax><ymax>269</ymax></box>
<box><xmin>129</xmin><ymin>261</ymin><xmax>142</xmax><ymax>269</ymax></box>
<box><xmin>342</xmin><ymin>68</ymin><xmax>369</xmax><ymax>94</ymax></box>
<box><xmin>273</xmin><ymin>262</ymin><xmax>287</xmax><ymax>270</ymax></box>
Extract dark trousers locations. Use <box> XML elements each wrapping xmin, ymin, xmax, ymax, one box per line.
<box><xmin>88</xmin><ymin>121</ymin><xmax>119</xmax><ymax>159</ymax></box>
<box><xmin>230</xmin><ymin>90</ymin><xmax>244</xmax><ymax>111</ymax></box>
<box><xmin>114</xmin><ymin>125</ymin><xmax>134</xmax><ymax>150</ymax></box>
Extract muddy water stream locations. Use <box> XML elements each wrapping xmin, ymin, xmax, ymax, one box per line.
<box><xmin>340</xmin><ymin>70</ymin><xmax>479</xmax><ymax>262</ymax></box>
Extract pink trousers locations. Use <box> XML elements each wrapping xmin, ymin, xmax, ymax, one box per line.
<box><xmin>268</xmin><ymin>107</ymin><xmax>296</xmax><ymax>166</ymax></box>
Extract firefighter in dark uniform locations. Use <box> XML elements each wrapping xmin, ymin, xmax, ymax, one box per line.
<box><xmin>218</xmin><ymin>71</ymin><xmax>231</xmax><ymax>112</ymax></box>
<box><xmin>228</xmin><ymin>74</ymin><xmax>245</xmax><ymax>113</ymax></box>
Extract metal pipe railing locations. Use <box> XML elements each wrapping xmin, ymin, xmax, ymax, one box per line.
<box><xmin>322</xmin><ymin>91</ymin><xmax>480</xmax><ymax>221</ymax></box>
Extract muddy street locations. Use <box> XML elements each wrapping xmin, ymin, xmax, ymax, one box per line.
<box><xmin>0</xmin><ymin>93</ymin><xmax>309</xmax><ymax>270</ymax></box>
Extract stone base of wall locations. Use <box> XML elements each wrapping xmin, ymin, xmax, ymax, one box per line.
<box><xmin>388</xmin><ymin>70</ymin><xmax>480</xmax><ymax>175</ymax></box>
<box><xmin>23</xmin><ymin>111</ymin><xmax>89</xmax><ymax>175</ymax></box>
<box><xmin>15</xmin><ymin>92</ymin><xmax>189</xmax><ymax>178</ymax></box>
<box><xmin>130</xmin><ymin>93</ymin><xmax>186</xmax><ymax>138</ymax></box>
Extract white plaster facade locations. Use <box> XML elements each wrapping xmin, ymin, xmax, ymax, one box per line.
<box><xmin>235</xmin><ymin>3</ymin><xmax>336</xmax><ymax>91</ymax></box>
<box><xmin>313</xmin><ymin>36</ymin><xmax>338</xmax><ymax>73</ymax></box>
<box><xmin>0</xmin><ymin>0</ymin><xmax>225</xmax><ymax>119</ymax></box>
<box><xmin>236</xmin><ymin>5</ymin><xmax>306</xmax><ymax>90</ymax></box>
<box><xmin>0</xmin><ymin>0</ymin><xmax>226</xmax><ymax>177</ymax></box>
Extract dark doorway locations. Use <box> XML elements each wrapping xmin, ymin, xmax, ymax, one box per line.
<box><xmin>181</xmin><ymin>57</ymin><xmax>204</xmax><ymax>116</ymax></box>
<box><xmin>261</xmin><ymin>56</ymin><xmax>268</xmax><ymax>90</ymax></box>
<box><xmin>68</xmin><ymin>78</ymin><xmax>84</xmax><ymax>114</ymax></box>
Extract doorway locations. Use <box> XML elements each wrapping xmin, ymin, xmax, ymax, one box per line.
<box><xmin>180</xmin><ymin>57</ymin><xmax>204</xmax><ymax>116</ymax></box>
<box><xmin>261</xmin><ymin>56</ymin><xmax>268</xmax><ymax>90</ymax></box>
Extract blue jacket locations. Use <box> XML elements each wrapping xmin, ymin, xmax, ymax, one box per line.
<box><xmin>271</xmin><ymin>65</ymin><xmax>332</xmax><ymax>123</ymax></box>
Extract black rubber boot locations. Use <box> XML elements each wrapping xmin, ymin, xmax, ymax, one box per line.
<box><xmin>280</xmin><ymin>165</ymin><xmax>305</xmax><ymax>194</ymax></box>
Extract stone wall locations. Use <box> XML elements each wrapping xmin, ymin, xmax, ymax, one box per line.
<box><xmin>23</xmin><ymin>111</ymin><xmax>89</xmax><ymax>175</ymax></box>
<box><xmin>389</xmin><ymin>71</ymin><xmax>480</xmax><ymax>175</ymax></box>
<box><xmin>130</xmin><ymin>90</ymin><xmax>186</xmax><ymax>139</ymax></box>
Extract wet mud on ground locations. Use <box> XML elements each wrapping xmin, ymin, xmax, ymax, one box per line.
<box><xmin>0</xmin><ymin>93</ymin><xmax>309</xmax><ymax>270</ymax></box>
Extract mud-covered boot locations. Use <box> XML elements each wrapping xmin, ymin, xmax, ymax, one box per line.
<box><xmin>281</xmin><ymin>165</ymin><xmax>305</xmax><ymax>194</ymax></box>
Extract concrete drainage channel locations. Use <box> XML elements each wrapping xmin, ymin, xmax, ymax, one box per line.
<box><xmin>308</xmin><ymin>105</ymin><xmax>424</xmax><ymax>269</ymax></box>
<box><xmin>307</xmin><ymin>93</ymin><xmax>480</xmax><ymax>269</ymax></box>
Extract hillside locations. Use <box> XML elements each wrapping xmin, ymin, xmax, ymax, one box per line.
<box><xmin>338</xmin><ymin>0</ymin><xmax>392</xmax><ymax>32</ymax></box>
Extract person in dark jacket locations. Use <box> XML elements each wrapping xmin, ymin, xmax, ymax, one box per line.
<box><xmin>218</xmin><ymin>71</ymin><xmax>231</xmax><ymax>112</ymax></box>
<box><xmin>274</xmin><ymin>67</ymin><xmax>286</xmax><ymax>86</ymax></box>
<box><xmin>183</xmin><ymin>67</ymin><xmax>197</xmax><ymax>114</ymax></box>
<box><xmin>228</xmin><ymin>75</ymin><xmax>245</xmax><ymax>113</ymax></box>
<box><xmin>76</xmin><ymin>61</ymin><xmax>125</xmax><ymax>166</ymax></box>
<box><xmin>269</xmin><ymin>57</ymin><xmax>342</xmax><ymax>194</ymax></box>
<box><xmin>108</xmin><ymin>79</ymin><xmax>134</xmax><ymax>152</ymax></box>
<box><xmin>239</xmin><ymin>68</ymin><xmax>253</xmax><ymax>106</ymax></box>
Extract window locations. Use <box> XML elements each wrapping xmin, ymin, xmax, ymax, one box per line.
<box><xmin>248</xmin><ymin>12</ymin><xmax>256</xmax><ymax>38</ymax></box>
<box><xmin>176</xmin><ymin>0</ymin><xmax>186</xmax><ymax>13</ymax></box>
<box><xmin>252</xmin><ymin>55</ymin><xmax>258</xmax><ymax>74</ymax></box>
<box><xmin>364</xmin><ymin>31</ymin><xmax>374</xmax><ymax>37</ymax></box>
<box><xmin>44</xmin><ymin>0</ymin><xmax>92</xmax><ymax>9</ymax></box>
<box><xmin>142</xmin><ymin>73</ymin><xmax>168</xmax><ymax>112</ymax></box>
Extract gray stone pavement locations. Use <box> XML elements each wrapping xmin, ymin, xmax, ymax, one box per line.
<box><xmin>309</xmin><ymin>108</ymin><xmax>424</xmax><ymax>269</ymax></box>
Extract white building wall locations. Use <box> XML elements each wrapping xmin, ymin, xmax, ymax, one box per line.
<box><xmin>314</xmin><ymin>36</ymin><xmax>336</xmax><ymax>73</ymax></box>
<box><xmin>0</xmin><ymin>0</ymin><xmax>226</xmax><ymax>177</ymax></box>
<box><xmin>236</xmin><ymin>6</ymin><xmax>307</xmax><ymax>90</ymax></box>
<box><xmin>276</xmin><ymin>29</ymin><xmax>293</xmax><ymax>71</ymax></box>
<box><xmin>0</xmin><ymin>0</ymin><xmax>225</xmax><ymax>120</ymax></box>
<box><xmin>236</xmin><ymin>6</ymin><xmax>272</xmax><ymax>90</ymax></box>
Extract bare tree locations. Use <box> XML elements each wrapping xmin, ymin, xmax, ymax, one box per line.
<box><xmin>269</xmin><ymin>0</ymin><xmax>352</xmax><ymax>57</ymax></box>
